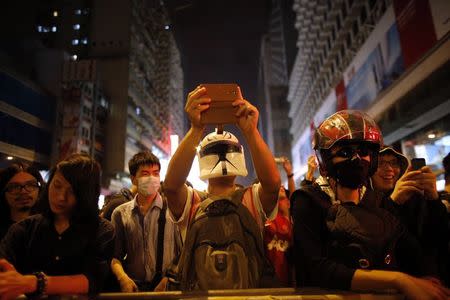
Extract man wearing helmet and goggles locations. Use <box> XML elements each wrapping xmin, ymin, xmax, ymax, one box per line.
<box><xmin>291</xmin><ymin>110</ymin><xmax>449</xmax><ymax>300</ymax></box>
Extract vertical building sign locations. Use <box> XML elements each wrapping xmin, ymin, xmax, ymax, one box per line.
<box><xmin>335</xmin><ymin>79</ymin><xmax>348</xmax><ymax>111</ymax></box>
<box><xmin>393</xmin><ymin>0</ymin><xmax>437</xmax><ymax>69</ymax></box>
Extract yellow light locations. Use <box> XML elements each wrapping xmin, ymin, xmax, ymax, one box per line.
<box><xmin>53</xmin><ymin>11</ymin><xmax>58</xmax><ymax>17</ymax></box>
<box><xmin>428</xmin><ymin>133</ymin><xmax>436</xmax><ymax>139</ymax></box>
<box><xmin>6</xmin><ymin>156</ymin><xmax>13</xmax><ymax>160</ymax></box>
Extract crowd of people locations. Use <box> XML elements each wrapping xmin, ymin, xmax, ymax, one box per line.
<box><xmin>0</xmin><ymin>86</ymin><xmax>449</xmax><ymax>299</ymax></box>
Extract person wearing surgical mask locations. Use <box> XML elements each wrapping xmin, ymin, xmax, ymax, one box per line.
<box><xmin>110</xmin><ymin>151</ymin><xmax>180</xmax><ymax>292</ymax></box>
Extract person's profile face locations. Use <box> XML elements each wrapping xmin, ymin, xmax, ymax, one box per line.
<box><xmin>372</xmin><ymin>154</ymin><xmax>401</xmax><ymax>192</ymax></box>
<box><xmin>48</xmin><ymin>171</ymin><xmax>77</xmax><ymax>219</ymax></box>
<box><xmin>4</xmin><ymin>172</ymin><xmax>40</xmax><ymax>213</ymax></box>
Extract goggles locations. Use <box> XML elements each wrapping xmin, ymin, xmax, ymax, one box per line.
<box><xmin>332</xmin><ymin>144</ymin><xmax>371</xmax><ymax>159</ymax></box>
<box><xmin>199</xmin><ymin>142</ymin><xmax>242</xmax><ymax>158</ymax></box>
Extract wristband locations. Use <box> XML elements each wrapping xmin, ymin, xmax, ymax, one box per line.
<box><xmin>26</xmin><ymin>272</ymin><xmax>48</xmax><ymax>298</ymax></box>
<box><xmin>287</xmin><ymin>173</ymin><xmax>294</xmax><ymax>178</ymax></box>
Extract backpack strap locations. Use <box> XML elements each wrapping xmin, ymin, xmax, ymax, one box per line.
<box><xmin>229</xmin><ymin>187</ymin><xmax>248</xmax><ymax>206</ymax></box>
<box><xmin>155</xmin><ymin>198</ymin><xmax>167</xmax><ymax>281</ymax></box>
<box><xmin>188</xmin><ymin>190</ymin><xmax>207</xmax><ymax>224</ymax></box>
<box><xmin>120</xmin><ymin>188</ymin><xmax>133</xmax><ymax>201</ymax></box>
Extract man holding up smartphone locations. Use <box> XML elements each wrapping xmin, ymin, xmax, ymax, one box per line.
<box><xmin>163</xmin><ymin>85</ymin><xmax>280</xmax><ymax>289</ymax></box>
<box><xmin>371</xmin><ymin>146</ymin><xmax>448</xmax><ymax>284</ymax></box>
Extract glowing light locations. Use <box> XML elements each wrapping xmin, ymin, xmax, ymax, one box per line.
<box><xmin>427</xmin><ymin>133</ymin><xmax>436</xmax><ymax>139</ymax></box>
<box><xmin>6</xmin><ymin>156</ymin><xmax>13</xmax><ymax>160</ymax></box>
<box><xmin>98</xmin><ymin>195</ymin><xmax>105</xmax><ymax>209</ymax></box>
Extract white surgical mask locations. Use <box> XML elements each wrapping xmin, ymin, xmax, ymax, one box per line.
<box><xmin>137</xmin><ymin>176</ymin><xmax>160</xmax><ymax>197</ymax></box>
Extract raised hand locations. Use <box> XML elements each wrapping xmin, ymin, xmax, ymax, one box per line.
<box><xmin>185</xmin><ymin>86</ymin><xmax>211</xmax><ymax>130</ymax></box>
<box><xmin>390</xmin><ymin>167</ymin><xmax>424</xmax><ymax>205</ymax></box>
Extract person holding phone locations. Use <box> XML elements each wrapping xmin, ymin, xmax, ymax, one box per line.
<box><xmin>371</xmin><ymin>146</ymin><xmax>449</xmax><ymax>285</ymax></box>
<box><xmin>163</xmin><ymin>85</ymin><xmax>280</xmax><ymax>289</ymax></box>
<box><xmin>291</xmin><ymin>110</ymin><xmax>449</xmax><ymax>300</ymax></box>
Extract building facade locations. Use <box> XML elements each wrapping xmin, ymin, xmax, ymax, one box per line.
<box><xmin>22</xmin><ymin>0</ymin><xmax>185</xmax><ymax>188</ymax></box>
<box><xmin>258</xmin><ymin>0</ymin><xmax>297</xmax><ymax>181</ymax></box>
<box><xmin>89</xmin><ymin>0</ymin><xmax>184</xmax><ymax>189</ymax></box>
<box><xmin>288</xmin><ymin>0</ymin><xmax>449</xmax><ymax>186</ymax></box>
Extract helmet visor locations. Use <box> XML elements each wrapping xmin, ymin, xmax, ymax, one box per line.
<box><xmin>199</xmin><ymin>142</ymin><xmax>242</xmax><ymax>158</ymax></box>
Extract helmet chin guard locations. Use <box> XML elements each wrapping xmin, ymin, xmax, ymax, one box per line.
<box><xmin>197</xmin><ymin>130</ymin><xmax>248</xmax><ymax>180</ymax></box>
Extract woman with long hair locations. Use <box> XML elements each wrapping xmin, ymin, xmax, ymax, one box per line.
<box><xmin>0</xmin><ymin>153</ymin><xmax>115</xmax><ymax>299</ymax></box>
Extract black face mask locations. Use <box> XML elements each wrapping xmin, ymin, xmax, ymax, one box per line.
<box><xmin>331</xmin><ymin>157</ymin><xmax>370</xmax><ymax>189</ymax></box>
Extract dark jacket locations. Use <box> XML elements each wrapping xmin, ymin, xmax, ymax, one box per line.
<box><xmin>292</xmin><ymin>183</ymin><xmax>425</xmax><ymax>290</ymax></box>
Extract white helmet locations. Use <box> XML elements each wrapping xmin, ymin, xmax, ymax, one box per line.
<box><xmin>197</xmin><ymin>130</ymin><xmax>248</xmax><ymax>180</ymax></box>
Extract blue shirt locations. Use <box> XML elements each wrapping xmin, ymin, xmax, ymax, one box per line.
<box><xmin>111</xmin><ymin>193</ymin><xmax>180</xmax><ymax>282</ymax></box>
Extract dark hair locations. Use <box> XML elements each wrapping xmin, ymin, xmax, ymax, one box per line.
<box><xmin>39</xmin><ymin>153</ymin><xmax>101</xmax><ymax>227</ymax></box>
<box><xmin>443</xmin><ymin>152</ymin><xmax>450</xmax><ymax>182</ymax></box>
<box><xmin>0</xmin><ymin>163</ymin><xmax>44</xmax><ymax>219</ymax></box>
<box><xmin>128</xmin><ymin>151</ymin><xmax>160</xmax><ymax>177</ymax></box>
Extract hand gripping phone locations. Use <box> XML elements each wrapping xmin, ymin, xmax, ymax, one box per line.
<box><xmin>200</xmin><ymin>83</ymin><xmax>241</xmax><ymax>125</ymax></box>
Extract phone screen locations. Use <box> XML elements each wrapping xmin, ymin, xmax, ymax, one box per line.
<box><xmin>411</xmin><ymin>158</ymin><xmax>426</xmax><ymax>170</ymax></box>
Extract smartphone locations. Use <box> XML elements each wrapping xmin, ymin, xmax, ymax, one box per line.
<box><xmin>411</xmin><ymin>158</ymin><xmax>426</xmax><ymax>170</ymax></box>
<box><xmin>200</xmin><ymin>83</ymin><xmax>241</xmax><ymax>125</ymax></box>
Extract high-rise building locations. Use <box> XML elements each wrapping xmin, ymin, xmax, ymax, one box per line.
<box><xmin>258</xmin><ymin>0</ymin><xmax>297</xmax><ymax>181</ymax></box>
<box><xmin>288</xmin><ymin>0</ymin><xmax>449</xmax><ymax>183</ymax></box>
<box><xmin>88</xmin><ymin>0</ymin><xmax>185</xmax><ymax>188</ymax></box>
<box><xmin>29</xmin><ymin>0</ymin><xmax>185</xmax><ymax>188</ymax></box>
<box><xmin>0</xmin><ymin>2</ymin><xmax>59</xmax><ymax>169</ymax></box>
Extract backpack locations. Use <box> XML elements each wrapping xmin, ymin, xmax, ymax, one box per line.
<box><xmin>173</xmin><ymin>188</ymin><xmax>272</xmax><ymax>290</ymax></box>
<box><xmin>298</xmin><ymin>184</ymin><xmax>405</xmax><ymax>271</ymax></box>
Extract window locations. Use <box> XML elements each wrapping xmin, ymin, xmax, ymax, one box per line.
<box><xmin>346</xmin><ymin>33</ymin><xmax>352</xmax><ymax>48</ymax></box>
<box><xmin>352</xmin><ymin>20</ymin><xmax>359</xmax><ymax>36</ymax></box>
<box><xmin>73</xmin><ymin>24</ymin><xmax>80</xmax><ymax>30</ymax></box>
<box><xmin>83</xmin><ymin>106</ymin><xmax>92</xmax><ymax>117</ymax></box>
<box><xmin>53</xmin><ymin>11</ymin><xmax>58</xmax><ymax>17</ymax></box>
<box><xmin>72</xmin><ymin>39</ymin><xmax>79</xmax><ymax>45</ymax></box>
<box><xmin>348</xmin><ymin>0</ymin><xmax>354</xmax><ymax>9</ymax></box>
<box><xmin>360</xmin><ymin>7</ymin><xmax>367</xmax><ymax>23</ymax></box>
<box><xmin>342</xmin><ymin>4</ymin><xmax>348</xmax><ymax>19</ymax></box>
<box><xmin>81</xmin><ymin>127</ymin><xmax>90</xmax><ymax>139</ymax></box>
<box><xmin>81</xmin><ymin>37</ymin><xmax>88</xmax><ymax>45</ymax></box>
<box><xmin>75</xmin><ymin>9</ymin><xmax>82</xmax><ymax>15</ymax></box>
<box><xmin>51</xmin><ymin>26</ymin><xmax>57</xmax><ymax>32</ymax></box>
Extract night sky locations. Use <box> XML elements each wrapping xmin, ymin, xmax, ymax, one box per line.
<box><xmin>166</xmin><ymin>0</ymin><xmax>272</xmax><ymax>184</ymax></box>
<box><xmin>166</xmin><ymin>0</ymin><xmax>271</xmax><ymax>104</ymax></box>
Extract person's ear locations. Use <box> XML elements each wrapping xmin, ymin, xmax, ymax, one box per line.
<box><xmin>131</xmin><ymin>175</ymin><xmax>137</xmax><ymax>186</ymax></box>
